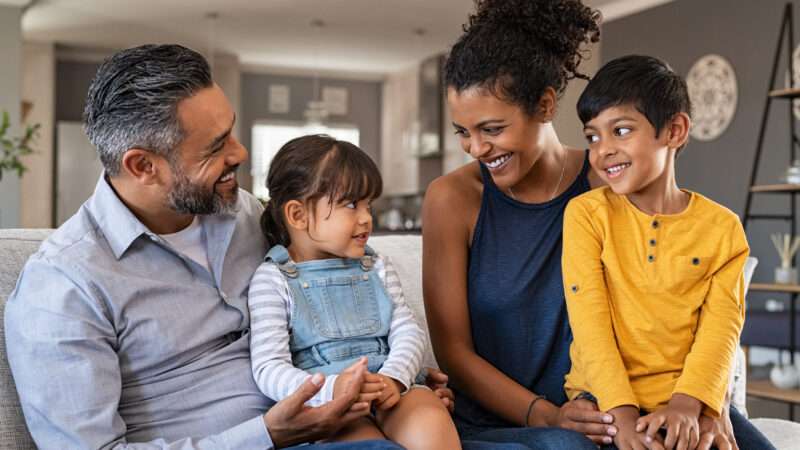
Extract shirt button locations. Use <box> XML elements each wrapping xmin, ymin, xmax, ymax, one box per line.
<box><xmin>648</xmin><ymin>255</ymin><xmax>655</xmax><ymax>262</ymax></box>
<box><xmin>362</xmin><ymin>274</ymin><xmax>369</xmax><ymax>281</ymax></box>
<box><xmin>652</xmin><ymin>220</ymin><xmax>660</xmax><ymax>229</ymax></box>
<box><xmin>302</xmin><ymin>282</ymin><xmax>309</xmax><ymax>288</ymax></box>
<box><xmin>649</xmin><ymin>239</ymin><xmax>657</xmax><ymax>246</ymax></box>
<box><xmin>692</xmin><ymin>257</ymin><xmax>700</xmax><ymax>265</ymax></box>
<box><xmin>571</xmin><ymin>285</ymin><xmax>579</xmax><ymax>293</ymax></box>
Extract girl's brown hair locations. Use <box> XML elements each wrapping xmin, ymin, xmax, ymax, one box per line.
<box><xmin>260</xmin><ymin>134</ymin><xmax>382</xmax><ymax>247</ymax></box>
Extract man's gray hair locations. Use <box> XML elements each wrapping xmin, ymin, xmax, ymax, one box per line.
<box><xmin>83</xmin><ymin>44</ymin><xmax>212</xmax><ymax>176</ymax></box>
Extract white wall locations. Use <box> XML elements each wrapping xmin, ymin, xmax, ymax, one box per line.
<box><xmin>20</xmin><ymin>42</ymin><xmax>55</xmax><ymax>228</ymax></box>
<box><xmin>0</xmin><ymin>5</ymin><xmax>22</xmax><ymax>228</ymax></box>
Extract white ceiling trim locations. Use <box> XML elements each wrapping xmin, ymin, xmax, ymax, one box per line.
<box><xmin>598</xmin><ymin>0</ymin><xmax>674</xmax><ymax>23</ymax></box>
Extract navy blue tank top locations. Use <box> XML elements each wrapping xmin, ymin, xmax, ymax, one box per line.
<box><xmin>454</xmin><ymin>151</ymin><xmax>592</xmax><ymax>430</ymax></box>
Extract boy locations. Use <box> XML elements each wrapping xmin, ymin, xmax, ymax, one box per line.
<box><xmin>562</xmin><ymin>55</ymin><xmax>766</xmax><ymax>450</ymax></box>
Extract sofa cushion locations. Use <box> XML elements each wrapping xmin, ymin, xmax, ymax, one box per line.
<box><xmin>0</xmin><ymin>229</ymin><xmax>51</xmax><ymax>450</ymax></box>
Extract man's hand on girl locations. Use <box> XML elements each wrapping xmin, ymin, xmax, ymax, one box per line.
<box><xmin>265</xmin><ymin>361</ymin><xmax>370</xmax><ymax>447</ymax></box>
<box><xmin>636</xmin><ymin>393</ymin><xmax>702</xmax><ymax>450</ymax></box>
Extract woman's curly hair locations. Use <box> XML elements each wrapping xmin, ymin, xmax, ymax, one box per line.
<box><xmin>444</xmin><ymin>0</ymin><xmax>601</xmax><ymax>116</ymax></box>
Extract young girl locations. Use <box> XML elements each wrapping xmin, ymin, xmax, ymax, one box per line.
<box><xmin>248</xmin><ymin>134</ymin><xmax>461</xmax><ymax>449</ymax></box>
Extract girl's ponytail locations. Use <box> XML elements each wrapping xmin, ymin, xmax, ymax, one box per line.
<box><xmin>261</xmin><ymin>199</ymin><xmax>290</xmax><ymax>247</ymax></box>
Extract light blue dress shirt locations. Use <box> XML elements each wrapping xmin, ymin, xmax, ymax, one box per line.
<box><xmin>5</xmin><ymin>176</ymin><xmax>275</xmax><ymax>449</ymax></box>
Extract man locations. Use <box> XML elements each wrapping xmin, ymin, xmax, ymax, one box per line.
<box><xmin>5</xmin><ymin>45</ymin><xmax>411</xmax><ymax>449</ymax></box>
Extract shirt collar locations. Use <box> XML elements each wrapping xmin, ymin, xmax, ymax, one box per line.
<box><xmin>87</xmin><ymin>174</ymin><xmax>152</xmax><ymax>260</ymax></box>
<box><xmin>87</xmin><ymin>174</ymin><xmax>242</xmax><ymax>261</ymax></box>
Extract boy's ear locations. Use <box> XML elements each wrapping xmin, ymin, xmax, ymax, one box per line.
<box><xmin>665</xmin><ymin>112</ymin><xmax>691</xmax><ymax>150</ymax></box>
<box><xmin>284</xmin><ymin>200</ymin><xmax>309</xmax><ymax>230</ymax></box>
<box><xmin>537</xmin><ymin>87</ymin><xmax>558</xmax><ymax>123</ymax></box>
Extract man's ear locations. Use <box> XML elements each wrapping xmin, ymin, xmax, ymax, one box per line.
<box><xmin>665</xmin><ymin>112</ymin><xmax>691</xmax><ymax>150</ymax></box>
<box><xmin>120</xmin><ymin>149</ymin><xmax>166</xmax><ymax>185</ymax></box>
<box><xmin>284</xmin><ymin>200</ymin><xmax>309</xmax><ymax>231</ymax></box>
<box><xmin>537</xmin><ymin>86</ymin><xmax>558</xmax><ymax>123</ymax></box>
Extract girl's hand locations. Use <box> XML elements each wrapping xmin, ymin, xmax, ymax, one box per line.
<box><xmin>636</xmin><ymin>394</ymin><xmax>702</xmax><ymax>450</ymax></box>
<box><xmin>333</xmin><ymin>358</ymin><xmax>384</xmax><ymax>405</ymax></box>
<box><xmin>374</xmin><ymin>374</ymin><xmax>403</xmax><ymax>411</ymax></box>
<box><xmin>542</xmin><ymin>398</ymin><xmax>617</xmax><ymax>445</ymax></box>
<box><xmin>611</xmin><ymin>405</ymin><xmax>658</xmax><ymax>450</ymax></box>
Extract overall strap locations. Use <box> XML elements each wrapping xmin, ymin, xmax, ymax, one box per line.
<box><xmin>265</xmin><ymin>244</ymin><xmax>298</xmax><ymax>278</ymax></box>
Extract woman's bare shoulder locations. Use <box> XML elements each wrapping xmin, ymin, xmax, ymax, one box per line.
<box><xmin>423</xmin><ymin>162</ymin><xmax>483</xmax><ymax>231</ymax></box>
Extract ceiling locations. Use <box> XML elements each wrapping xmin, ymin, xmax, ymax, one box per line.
<box><xmin>19</xmin><ymin>0</ymin><xmax>673</xmax><ymax>78</ymax></box>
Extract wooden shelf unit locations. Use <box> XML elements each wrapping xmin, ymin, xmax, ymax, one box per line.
<box><xmin>747</xmin><ymin>379</ymin><xmax>800</xmax><ymax>404</ymax></box>
<box><xmin>750</xmin><ymin>184</ymin><xmax>800</xmax><ymax>193</ymax></box>
<box><xmin>769</xmin><ymin>87</ymin><xmax>800</xmax><ymax>99</ymax></box>
<box><xmin>750</xmin><ymin>283</ymin><xmax>800</xmax><ymax>294</ymax></box>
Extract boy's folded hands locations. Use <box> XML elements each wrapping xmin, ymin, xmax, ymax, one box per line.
<box><xmin>635</xmin><ymin>393</ymin><xmax>703</xmax><ymax>450</ymax></box>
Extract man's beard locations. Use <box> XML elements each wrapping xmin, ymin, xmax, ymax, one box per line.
<box><xmin>167</xmin><ymin>162</ymin><xmax>238</xmax><ymax>215</ymax></box>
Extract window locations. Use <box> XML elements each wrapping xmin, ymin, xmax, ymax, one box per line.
<box><xmin>250</xmin><ymin>122</ymin><xmax>360</xmax><ymax>200</ymax></box>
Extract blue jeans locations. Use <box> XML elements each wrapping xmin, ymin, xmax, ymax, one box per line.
<box><xmin>296</xmin><ymin>439</ymin><xmax>545</xmax><ymax>449</ymax></box>
<box><xmin>460</xmin><ymin>426</ymin><xmax>597</xmax><ymax>450</ymax></box>
<box><xmin>296</xmin><ymin>441</ymin><xmax>403</xmax><ymax>449</ymax></box>
<box><xmin>597</xmin><ymin>406</ymin><xmax>775</xmax><ymax>450</ymax></box>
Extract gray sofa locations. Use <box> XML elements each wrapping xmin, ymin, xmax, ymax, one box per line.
<box><xmin>0</xmin><ymin>230</ymin><xmax>798</xmax><ymax>449</ymax></box>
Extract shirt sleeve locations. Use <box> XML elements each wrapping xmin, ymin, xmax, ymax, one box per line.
<box><xmin>248</xmin><ymin>262</ymin><xmax>338</xmax><ymax>406</ymax></box>
<box><xmin>673</xmin><ymin>219</ymin><xmax>748</xmax><ymax>417</ymax></box>
<box><xmin>376</xmin><ymin>255</ymin><xmax>426</xmax><ymax>391</ymax></box>
<box><xmin>562</xmin><ymin>200</ymin><xmax>639</xmax><ymax>412</ymax></box>
<box><xmin>4</xmin><ymin>256</ymin><xmax>274</xmax><ymax>450</ymax></box>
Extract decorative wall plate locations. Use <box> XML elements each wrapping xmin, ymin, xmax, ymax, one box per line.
<box><xmin>686</xmin><ymin>54</ymin><xmax>738</xmax><ymax>141</ymax></box>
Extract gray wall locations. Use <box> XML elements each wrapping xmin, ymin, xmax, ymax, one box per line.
<box><xmin>240</xmin><ymin>72</ymin><xmax>382</xmax><ymax>192</ymax></box>
<box><xmin>55</xmin><ymin>60</ymin><xmax>100</xmax><ymax>122</ymax></box>
<box><xmin>602</xmin><ymin>0</ymin><xmax>800</xmax><ymax>311</ymax></box>
<box><xmin>0</xmin><ymin>5</ymin><xmax>22</xmax><ymax>228</ymax></box>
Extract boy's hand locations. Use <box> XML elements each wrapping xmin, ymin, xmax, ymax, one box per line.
<box><xmin>611</xmin><ymin>405</ymin><xmax>659</xmax><ymax>450</ymax></box>
<box><xmin>374</xmin><ymin>373</ymin><xmax>404</xmax><ymax>411</ymax></box>
<box><xmin>697</xmin><ymin>407</ymin><xmax>738</xmax><ymax>450</ymax></box>
<box><xmin>636</xmin><ymin>393</ymin><xmax>702</xmax><ymax>450</ymax></box>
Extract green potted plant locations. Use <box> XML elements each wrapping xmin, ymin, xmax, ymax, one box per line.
<box><xmin>0</xmin><ymin>110</ymin><xmax>39</xmax><ymax>181</ymax></box>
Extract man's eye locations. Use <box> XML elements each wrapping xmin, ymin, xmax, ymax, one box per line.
<box><xmin>454</xmin><ymin>128</ymin><xmax>468</xmax><ymax>137</ymax></box>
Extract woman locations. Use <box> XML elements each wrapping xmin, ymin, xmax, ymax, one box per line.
<box><xmin>422</xmin><ymin>0</ymin><xmax>745</xmax><ymax>448</ymax></box>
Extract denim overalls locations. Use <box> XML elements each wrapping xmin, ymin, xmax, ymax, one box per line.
<box><xmin>266</xmin><ymin>244</ymin><xmax>394</xmax><ymax>375</ymax></box>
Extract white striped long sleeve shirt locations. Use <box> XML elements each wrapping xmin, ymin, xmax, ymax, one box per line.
<box><xmin>248</xmin><ymin>255</ymin><xmax>425</xmax><ymax>407</ymax></box>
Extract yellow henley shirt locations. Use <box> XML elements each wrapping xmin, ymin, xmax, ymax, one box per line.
<box><xmin>562</xmin><ymin>187</ymin><xmax>748</xmax><ymax>417</ymax></box>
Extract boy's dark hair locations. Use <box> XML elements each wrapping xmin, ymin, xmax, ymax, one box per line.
<box><xmin>444</xmin><ymin>0</ymin><xmax>600</xmax><ymax>116</ymax></box>
<box><xmin>577</xmin><ymin>54</ymin><xmax>692</xmax><ymax>139</ymax></box>
<box><xmin>261</xmin><ymin>134</ymin><xmax>382</xmax><ymax>247</ymax></box>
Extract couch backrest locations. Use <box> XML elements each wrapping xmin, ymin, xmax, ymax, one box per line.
<box><xmin>0</xmin><ymin>229</ymin><xmax>51</xmax><ymax>450</ymax></box>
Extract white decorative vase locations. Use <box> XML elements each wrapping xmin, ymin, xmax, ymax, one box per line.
<box><xmin>775</xmin><ymin>266</ymin><xmax>798</xmax><ymax>285</ymax></box>
<box><xmin>770</xmin><ymin>365</ymin><xmax>800</xmax><ymax>389</ymax></box>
